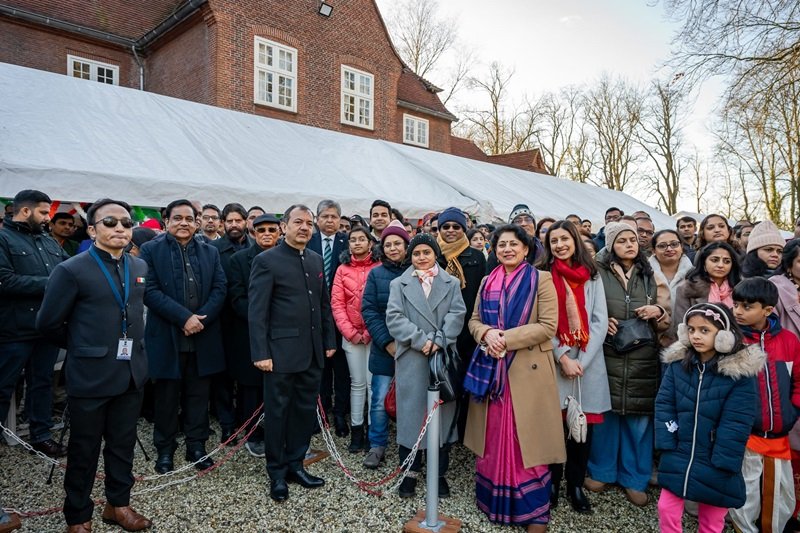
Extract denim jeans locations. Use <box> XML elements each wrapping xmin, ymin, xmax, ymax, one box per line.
<box><xmin>368</xmin><ymin>374</ymin><xmax>392</xmax><ymax>448</ymax></box>
<box><xmin>587</xmin><ymin>412</ymin><xmax>654</xmax><ymax>492</ymax></box>
<box><xmin>0</xmin><ymin>339</ymin><xmax>60</xmax><ymax>442</ymax></box>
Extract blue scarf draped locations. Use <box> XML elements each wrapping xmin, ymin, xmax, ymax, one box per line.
<box><xmin>464</xmin><ymin>262</ymin><xmax>538</xmax><ymax>402</ymax></box>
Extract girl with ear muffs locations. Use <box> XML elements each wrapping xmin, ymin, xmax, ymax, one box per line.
<box><xmin>655</xmin><ymin>303</ymin><xmax>763</xmax><ymax>533</ymax></box>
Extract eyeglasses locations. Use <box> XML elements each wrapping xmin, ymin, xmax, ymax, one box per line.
<box><xmin>637</xmin><ymin>228</ymin><xmax>655</xmax><ymax>237</ymax></box>
<box><xmin>96</xmin><ymin>216</ymin><xmax>134</xmax><ymax>229</ymax></box>
<box><xmin>201</xmin><ymin>215</ymin><xmax>220</xmax><ymax>221</ymax></box>
<box><xmin>655</xmin><ymin>241</ymin><xmax>681</xmax><ymax>250</ymax></box>
<box><xmin>440</xmin><ymin>223</ymin><xmax>462</xmax><ymax>231</ymax></box>
<box><xmin>255</xmin><ymin>226</ymin><xmax>279</xmax><ymax>234</ymax></box>
<box><xmin>513</xmin><ymin>216</ymin><xmax>534</xmax><ymax>224</ymax></box>
<box><xmin>429</xmin><ymin>227</ymin><xmax>439</xmax><ymax>233</ymax></box>
<box><xmin>171</xmin><ymin>216</ymin><xmax>195</xmax><ymax>224</ymax></box>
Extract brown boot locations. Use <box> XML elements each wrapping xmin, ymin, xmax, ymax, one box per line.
<box><xmin>0</xmin><ymin>512</ymin><xmax>21</xmax><ymax>533</ymax></box>
<box><xmin>101</xmin><ymin>504</ymin><xmax>152</xmax><ymax>531</ymax></box>
<box><xmin>65</xmin><ymin>521</ymin><xmax>91</xmax><ymax>533</ymax></box>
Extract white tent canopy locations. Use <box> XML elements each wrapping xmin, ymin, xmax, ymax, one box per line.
<box><xmin>0</xmin><ymin>62</ymin><xmax>672</xmax><ymax>227</ymax></box>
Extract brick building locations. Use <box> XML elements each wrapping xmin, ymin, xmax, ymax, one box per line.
<box><xmin>0</xmin><ymin>0</ymin><xmax>547</xmax><ymax>172</ymax></box>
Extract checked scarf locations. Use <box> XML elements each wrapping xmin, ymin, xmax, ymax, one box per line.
<box><xmin>463</xmin><ymin>262</ymin><xmax>538</xmax><ymax>402</ymax></box>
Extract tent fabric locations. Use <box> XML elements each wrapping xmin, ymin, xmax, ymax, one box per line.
<box><xmin>0</xmin><ymin>62</ymin><xmax>672</xmax><ymax>226</ymax></box>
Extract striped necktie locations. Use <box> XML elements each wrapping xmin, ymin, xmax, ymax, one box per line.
<box><xmin>323</xmin><ymin>237</ymin><xmax>332</xmax><ymax>285</ymax></box>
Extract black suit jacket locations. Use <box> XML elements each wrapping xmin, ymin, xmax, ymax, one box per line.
<box><xmin>248</xmin><ymin>241</ymin><xmax>336</xmax><ymax>373</ymax></box>
<box><xmin>36</xmin><ymin>246</ymin><xmax>148</xmax><ymax>398</ymax></box>
<box><xmin>308</xmin><ymin>229</ymin><xmax>347</xmax><ymax>289</ymax></box>
<box><xmin>226</xmin><ymin>244</ymin><xmax>264</xmax><ymax>386</ymax></box>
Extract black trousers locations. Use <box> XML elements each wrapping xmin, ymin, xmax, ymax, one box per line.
<box><xmin>550</xmin><ymin>423</ymin><xmax>594</xmax><ymax>488</ymax></box>
<box><xmin>262</xmin><ymin>362</ymin><xmax>322</xmax><ymax>480</ymax></box>
<box><xmin>399</xmin><ymin>444</ymin><xmax>451</xmax><ymax>476</ymax></box>
<box><xmin>152</xmin><ymin>352</ymin><xmax>211</xmax><ymax>453</ymax></box>
<box><xmin>238</xmin><ymin>383</ymin><xmax>263</xmax><ymax>443</ymax></box>
<box><xmin>63</xmin><ymin>383</ymin><xmax>143</xmax><ymax>525</ymax></box>
<box><xmin>320</xmin><ymin>331</ymin><xmax>350</xmax><ymax>418</ymax></box>
<box><xmin>211</xmin><ymin>371</ymin><xmax>236</xmax><ymax>431</ymax></box>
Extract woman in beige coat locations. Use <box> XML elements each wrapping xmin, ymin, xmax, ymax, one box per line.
<box><xmin>464</xmin><ymin>224</ymin><xmax>566</xmax><ymax>533</ymax></box>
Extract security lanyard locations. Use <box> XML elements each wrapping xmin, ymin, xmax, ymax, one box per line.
<box><xmin>89</xmin><ymin>247</ymin><xmax>130</xmax><ymax>338</ymax></box>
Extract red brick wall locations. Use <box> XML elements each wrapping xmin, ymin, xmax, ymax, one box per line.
<box><xmin>209</xmin><ymin>0</ymin><xmax>403</xmax><ymax>142</ymax></box>
<box><xmin>0</xmin><ymin>18</ymin><xmax>138</xmax><ymax>87</ymax></box>
<box><xmin>394</xmin><ymin>110</ymin><xmax>451</xmax><ymax>153</ymax></box>
<box><xmin>146</xmin><ymin>15</ymin><xmax>214</xmax><ymax>105</ymax></box>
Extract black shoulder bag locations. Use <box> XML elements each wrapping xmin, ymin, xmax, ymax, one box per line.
<box><xmin>611</xmin><ymin>274</ymin><xmax>657</xmax><ymax>353</ymax></box>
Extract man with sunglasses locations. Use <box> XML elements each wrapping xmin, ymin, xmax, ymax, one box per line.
<box><xmin>227</xmin><ymin>214</ymin><xmax>281</xmax><ymax>457</ymax></box>
<box><xmin>37</xmin><ymin>199</ymin><xmax>152</xmax><ymax>533</ymax></box>
<box><xmin>485</xmin><ymin>203</ymin><xmax>544</xmax><ymax>274</ymax></box>
<box><xmin>210</xmin><ymin>203</ymin><xmax>253</xmax><ymax>444</ymax></box>
<box><xmin>139</xmin><ymin>199</ymin><xmax>227</xmax><ymax>475</ymax></box>
<box><xmin>436</xmin><ymin>207</ymin><xmax>486</xmax><ymax>440</ymax></box>
<box><xmin>0</xmin><ymin>189</ymin><xmax>69</xmax><ymax>459</ymax></box>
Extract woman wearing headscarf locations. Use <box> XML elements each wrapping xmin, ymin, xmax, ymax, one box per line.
<box><xmin>385</xmin><ymin>233</ymin><xmax>466</xmax><ymax>498</ymax></box>
<box><xmin>464</xmin><ymin>224</ymin><xmax>565</xmax><ymax>532</ymax></box>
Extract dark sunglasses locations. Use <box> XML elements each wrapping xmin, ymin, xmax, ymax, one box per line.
<box><xmin>255</xmin><ymin>226</ymin><xmax>279</xmax><ymax>234</ymax></box>
<box><xmin>440</xmin><ymin>223</ymin><xmax>462</xmax><ymax>231</ymax></box>
<box><xmin>429</xmin><ymin>227</ymin><xmax>439</xmax><ymax>232</ymax></box>
<box><xmin>96</xmin><ymin>216</ymin><xmax>134</xmax><ymax>229</ymax></box>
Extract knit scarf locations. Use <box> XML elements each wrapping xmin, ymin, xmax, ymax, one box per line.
<box><xmin>412</xmin><ymin>263</ymin><xmax>439</xmax><ymax>299</ymax></box>
<box><xmin>463</xmin><ymin>262</ymin><xmax>538</xmax><ymax>402</ymax></box>
<box><xmin>437</xmin><ymin>234</ymin><xmax>469</xmax><ymax>289</ymax></box>
<box><xmin>551</xmin><ymin>258</ymin><xmax>591</xmax><ymax>350</ymax></box>
<box><xmin>708</xmin><ymin>279</ymin><xmax>733</xmax><ymax>308</ymax></box>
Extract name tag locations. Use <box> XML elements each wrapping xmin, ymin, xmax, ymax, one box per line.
<box><xmin>117</xmin><ymin>338</ymin><xmax>132</xmax><ymax>360</ymax></box>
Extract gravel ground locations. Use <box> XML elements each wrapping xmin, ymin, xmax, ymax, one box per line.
<box><xmin>1</xmin><ymin>417</ymin><xmax>735</xmax><ymax>532</ymax></box>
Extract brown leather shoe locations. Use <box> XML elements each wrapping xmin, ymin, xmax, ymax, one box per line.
<box><xmin>101</xmin><ymin>505</ymin><xmax>152</xmax><ymax>531</ymax></box>
<box><xmin>0</xmin><ymin>512</ymin><xmax>21</xmax><ymax>533</ymax></box>
<box><xmin>65</xmin><ymin>521</ymin><xmax>91</xmax><ymax>533</ymax></box>
<box><xmin>583</xmin><ymin>477</ymin><xmax>608</xmax><ymax>493</ymax></box>
<box><xmin>624</xmin><ymin>488</ymin><xmax>650</xmax><ymax>507</ymax></box>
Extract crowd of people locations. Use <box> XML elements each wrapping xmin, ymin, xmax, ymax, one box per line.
<box><xmin>1</xmin><ymin>189</ymin><xmax>800</xmax><ymax>533</ymax></box>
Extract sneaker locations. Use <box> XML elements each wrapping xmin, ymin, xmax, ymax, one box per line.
<box><xmin>245</xmin><ymin>440</ymin><xmax>265</xmax><ymax>458</ymax></box>
<box><xmin>398</xmin><ymin>476</ymin><xmax>417</xmax><ymax>498</ymax></box>
<box><xmin>624</xmin><ymin>488</ymin><xmax>649</xmax><ymax>507</ymax></box>
<box><xmin>438</xmin><ymin>477</ymin><xmax>450</xmax><ymax>498</ymax></box>
<box><xmin>362</xmin><ymin>446</ymin><xmax>385</xmax><ymax>469</ymax></box>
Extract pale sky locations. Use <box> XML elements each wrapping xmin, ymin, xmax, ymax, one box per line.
<box><xmin>375</xmin><ymin>0</ymin><xmax>724</xmax><ymax>211</ymax></box>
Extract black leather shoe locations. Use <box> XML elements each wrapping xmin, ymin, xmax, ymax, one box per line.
<box><xmin>398</xmin><ymin>476</ymin><xmax>417</xmax><ymax>498</ymax></box>
<box><xmin>269</xmin><ymin>479</ymin><xmax>289</xmax><ymax>502</ymax></box>
<box><xmin>30</xmin><ymin>439</ymin><xmax>67</xmax><ymax>458</ymax></box>
<box><xmin>154</xmin><ymin>453</ymin><xmax>174</xmax><ymax>474</ymax></box>
<box><xmin>334</xmin><ymin>415</ymin><xmax>349</xmax><ymax>437</ymax></box>
<box><xmin>286</xmin><ymin>469</ymin><xmax>324</xmax><ymax>489</ymax></box>
<box><xmin>567</xmin><ymin>484</ymin><xmax>593</xmax><ymax>514</ymax></box>
<box><xmin>438</xmin><ymin>477</ymin><xmax>450</xmax><ymax>498</ymax></box>
<box><xmin>220</xmin><ymin>428</ymin><xmax>238</xmax><ymax>447</ymax></box>
<box><xmin>185</xmin><ymin>448</ymin><xmax>214</xmax><ymax>471</ymax></box>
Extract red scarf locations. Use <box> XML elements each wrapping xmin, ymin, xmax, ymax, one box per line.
<box><xmin>550</xmin><ymin>258</ymin><xmax>591</xmax><ymax>350</ymax></box>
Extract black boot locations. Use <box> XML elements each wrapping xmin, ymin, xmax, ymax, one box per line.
<box><xmin>549</xmin><ymin>464</ymin><xmax>563</xmax><ymax>508</ymax></box>
<box><xmin>334</xmin><ymin>414</ymin><xmax>349</xmax><ymax>437</ymax></box>
<box><xmin>348</xmin><ymin>424</ymin><xmax>364</xmax><ymax>453</ymax></box>
<box><xmin>362</xmin><ymin>424</ymin><xmax>370</xmax><ymax>451</ymax></box>
<box><xmin>567</xmin><ymin>483</ymin><xmax>593</xmax><ymax>514</ymax></box>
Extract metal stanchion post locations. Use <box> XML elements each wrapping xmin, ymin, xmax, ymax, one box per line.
<box><xmin>424</xmin><ymin>386</ymin><xmax>442</xmax><ymax>530</ymax></box>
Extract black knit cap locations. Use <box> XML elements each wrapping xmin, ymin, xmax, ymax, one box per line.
<box><xmin>407</xmin><ymin>232</ymin><xmax>442</xmax><ymax>259</ymax></box>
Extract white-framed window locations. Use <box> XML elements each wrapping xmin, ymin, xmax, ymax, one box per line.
<box><xmin>341</xmin><ymin>65</ymin><xmax>373</xmax><ymax>129</ymax></box>
<box><xmin>253</xmin><ymin>37</ymin><xmax>297</xmax><ymax>112</ymax></box>
<box><xmin>67</xmin><ymin>55</ymin><xmax>119</xmax><ymax>85</ymax></box>
<box><xmin>403</xmin><ymin>114</ymin><xmax>429</xmax><ymax>147</ymax></box>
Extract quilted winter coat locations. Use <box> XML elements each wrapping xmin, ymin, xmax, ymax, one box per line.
<box><xmin>331</xmin><ymin>250</ymin><xmax>379</xmax><ymax>343</ymax></box>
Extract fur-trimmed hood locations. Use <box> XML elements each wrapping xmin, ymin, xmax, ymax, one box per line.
<box><xmin>661</xmin><ymin>342</ymin><xmax>765</xmax><ymax>379</ymax></box>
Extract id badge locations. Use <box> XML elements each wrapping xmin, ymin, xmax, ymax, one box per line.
<box><xmin>117</xmin><ymin>338</ymin><xmax>132</xmax><ymax>360</ymax></box>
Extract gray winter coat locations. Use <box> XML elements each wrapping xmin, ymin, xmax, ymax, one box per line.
<box><xmin>386</xmin><ymin>267</ymin><xmax>466</xmax><ymax>449</ymax></box>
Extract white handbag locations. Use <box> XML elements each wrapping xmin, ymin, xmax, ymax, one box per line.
<box><xmin>565</xmin><ymin>376</ymin><xmax>587</xmax><ymax>443</ymax></box>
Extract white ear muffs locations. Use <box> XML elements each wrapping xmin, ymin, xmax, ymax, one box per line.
<box><xmin>683</xmin><ymin>302</ymin><xmax>737</xmax><ymax>353</ymax></box>
<box><xmin>677</xmin><ymin>323</ymin><xmax>691</xmax><ymax>347</ymax></box>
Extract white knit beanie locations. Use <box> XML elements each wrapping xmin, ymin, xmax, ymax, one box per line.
<box><xmin>604</xmin><ymin>221</ymin><xmax>637</xmax><ymax>253</ymax></box>
<box><xmin>746</xmin><ymin>221</ymin><xmax>784</xmax><ymax>253</ymax></box>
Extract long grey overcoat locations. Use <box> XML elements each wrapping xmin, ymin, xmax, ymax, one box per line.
<box><xmin>386</xmin><ymin>267</ymin><xmax>466</xmax><ymax>449</ymax></box>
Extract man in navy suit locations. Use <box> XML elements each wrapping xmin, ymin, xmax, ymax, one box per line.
<box><xmin>140</xmin><ymin>199</ymin><xmax>227</xmax><ymax>475</ymax></box>
<box><xmin>307</xmin><ymin>199</ymin><xmax>350</xmax><ymax>436</ymax></box>
<box><xmin>249</xmin><ymin>204</ymin><xmax>337</xmax><ymax>502</ymax></box>
<box><xmin>37</xmin><ymin>199</ymin><xmax>151</xmax><ymax>533</ymax></box>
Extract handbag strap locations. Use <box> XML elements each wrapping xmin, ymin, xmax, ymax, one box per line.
<box><xmin>624</xmin><ymin>272</ymin><xmax>653</xmax><ymax>319</ymax></box>
<box><xmin>571</xmin><ymin>376</ymin><xmax>582</xmax><ymax>405</ymax></box>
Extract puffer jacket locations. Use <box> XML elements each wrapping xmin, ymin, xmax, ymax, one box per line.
<box><xmin>656</xmin><ymin>342</ymin><xmax>762</xmax><ymax>508</ymax></box>
<box><xmin>598</xmin><ymin>255</ymin><xmax>672</xmax><ymax>415</ymax></box>
<box><xmin>361</xmin><ymin>255</ymin><xmax>406</xmax><ymax>376</ymax></box>
<box><xmin>331</xmin><ymin>249</ymin><xmax>379</xmax><ymax>343</ymax></box>
<box><xmin>0</xmin><ymin>216</ymin><xmax>69</xmax><ymax>342</ymax></box>
<box><xmin>741</xmin><ymin>315</ymin><xmax>800</xmax><ymax>437</ymax></box>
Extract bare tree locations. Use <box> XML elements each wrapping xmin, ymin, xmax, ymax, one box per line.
<box><xmin>583</xmin><ymin>75</ymin><xmax>644</xmax><ymax>191</ymax></box>
<box><xmin>637</xmin><ymin>80</ymin><xmax>686</xmax><ymax>214</ymax></box>
<box><xmin>686</xmin><ymin>150</ymin><xmax>709</xmax><ymax>214</ymax></box>
<box><xmin>533</xmin><ymin>87</ymin><xmax>582</xmax><ymax>177</ymax></box>
<box><xmin>458</xmin><ymin>63</ymin><xmax>540</xmax><ymax>155</ymax></box>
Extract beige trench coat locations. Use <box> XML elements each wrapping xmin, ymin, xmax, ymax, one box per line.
<box><xmin>464</xmin><ymin>270</ymin><xmax>567</xmax><ymax>469</ymax></box>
